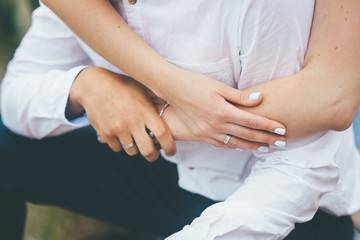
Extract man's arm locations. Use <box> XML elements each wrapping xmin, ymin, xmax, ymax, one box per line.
<box><xmin>1</xmin><ymin>3</ymin><xmax>91</xmax><ymax>139</ymax></box>
<box><xmin>1</xmin><ymin>3</ymin><xmax>176</xmax><ymax>160</ymax></box>
<box><xmin>40</xmin><ymin>0</ymin><xmax>288</xmax><ymax>149</ymax></box>
<box><xmin>42</xmin><ymin>0</ymin><xmax>360</xmax><ymax>142</ymax></box>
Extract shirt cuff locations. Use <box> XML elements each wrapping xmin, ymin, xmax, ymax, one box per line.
<box><xmin>47</xmin><ymin>65</ymin><xmax>90</xmax><ymax>136</ymax></box>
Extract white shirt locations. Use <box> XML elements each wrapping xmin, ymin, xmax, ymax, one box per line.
<box><xmin>2</xmin><ymin>1</ymin><xmax>360</xmax><ymax>239</ymax></box>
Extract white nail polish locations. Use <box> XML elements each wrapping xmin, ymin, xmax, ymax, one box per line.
<box><xmin>249</xmin><ymin>92</ymin><xmax>261</xmax><ymax>101</ymax></box>
<box><xmin>236</xmin><ymin>148</ymin><xmax>244</xmax><ymax>152</ymax></box>
<box><xmin>274</xmin><ymin>141</ymin><xmax>286</xmax><ymax>147</ymax></box>
<box><xmin>257</xmin><ymin>146</ymin><xmax>269</xmax><ymax>153</ymax></box>
<box><xmin>274</xmin><ymin>128</ymin><xmax>286</xmax><ymax>135</ymax></box>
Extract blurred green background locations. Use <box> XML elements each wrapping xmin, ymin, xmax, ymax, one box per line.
<box><xmin>0</xmin><ymin>1</ymin><xmax>157</xmax><ymax>239</ymax></box>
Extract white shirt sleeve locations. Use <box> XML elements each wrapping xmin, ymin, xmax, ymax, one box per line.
<box><xmin>166</xmin><ymin>133</ymin><xmax>342</xmax><ymax>240</ymax></box>
<box><xmin>1</xmin><ymin>3</ymin><xmax>92</xmax><ymax>139</ymax></box>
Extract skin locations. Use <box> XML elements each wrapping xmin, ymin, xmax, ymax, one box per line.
<box><xmin>241</xmin><ymin>0</ymin><xmax>360</xmax><ymax>138</ymax></box>
<box><xmin>45</xmin><ymin>0</ymin><xmax>360</xmax><ymax>155</ymax></box>
<box><xmin>67</xmin><ymin>67</ymin><xmax>176</xmax><ymax>161</ymax></box>
<box><xmin>42</xmin><ymin>0</ymin><xmax>287</xmax><ymax>155</ymax></box>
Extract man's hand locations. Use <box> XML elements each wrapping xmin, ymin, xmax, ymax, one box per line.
<box><xmin>66</xmin><ymin>67</ymin><xmax>176</xmax><ymax>161</ymax></box>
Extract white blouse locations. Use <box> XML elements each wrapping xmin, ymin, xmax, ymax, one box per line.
<box><xmin>2</xmin><ymin>1</ymin><xmax>360</xmax><ymax>239</ymax></box>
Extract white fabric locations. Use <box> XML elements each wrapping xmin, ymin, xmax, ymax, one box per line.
<box><xmin>1</xmin><ymin>1</ymin><xmax>360</xmax><ymax>239</ymax></box>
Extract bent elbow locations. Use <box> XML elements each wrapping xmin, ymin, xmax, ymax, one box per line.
<box><xmin>330</xmin><ymin>103</ymin><xmax>358</xmax><ymax>132</ymax></box>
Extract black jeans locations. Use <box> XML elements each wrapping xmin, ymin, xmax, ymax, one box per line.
<box><xmin>0</xmin><ymin>119</ymin><xmax>354</xmax><ymax>240</ymax></box>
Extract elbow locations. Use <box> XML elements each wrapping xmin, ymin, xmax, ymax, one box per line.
<box><xmin>327</xmin><ymin>101</ymin><xmax>359</xmax><ymax>132</ymax></box>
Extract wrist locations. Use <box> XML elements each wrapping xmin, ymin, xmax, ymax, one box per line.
<box><xmin>146</xmin><ymin>61</ymin><xmax>184</xmax><ymax>101</ymax></box>
<box><xmin>66</xmin><ymin>68</ymin><xmax>90</xmax><ymax>119</ymax></box>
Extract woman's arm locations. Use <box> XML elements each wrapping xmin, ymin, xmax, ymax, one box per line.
<box><xmin>157</xmin><ymin>0</ymin><xmax>360</xmax><ymax>142</ymax></box>
<box><xmin>239</xmin><ymin>0</ymin><xmax>360</xmax><ymax>139</ymax></box>
<box><xmin>40</xmin><ymin>0</ymin><xmax>287</xmax><ymax>150</ymax></box>
<box><xmin>41</xmin><ymin>0</ymin><xmax>360</xmax><ymax>142</ymax></box>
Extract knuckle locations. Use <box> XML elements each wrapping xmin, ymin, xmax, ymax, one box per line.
<box><xmin>147</xmin><ymin>154</ymin><xmax>159</xmax><ymax>162</ymax></box>
<box><xmin>214</xmin><ymin>109</ymin><xmax>228</xmax><ymax>121</ymax></box>
<box><xmin>212</xmin><ymin>142</ymin><xmax>223</xmax><ymax>148</ymax></box>
<box><xmin>208</xmin><ymin>121</ymin><xmax>222</xmax><ymax>131</ymax></box>
<box><xmin>246</xmin><ymin>119</ymin><xmax>258</xmax><ymax>129</ymax></box>
<box><xmin>101</xmin><ymin>127</ymin><xmax>113</xmax><ymax>138</ymax></box>
<box><xmin>109</xmin><ymin>144</ymin><xmax>122</xmax><ymax>152</ymax></box>
<box><xmin>227</xmin><ymin>138</ymin><xmax>237</xmax><ymax>149</ymax></box>
<box><xmin>155</xmin><ymin>125</ymin><xmax>168</xmax><ymax>138</ymax></box>
<box><xmin>127</xmin><ymin>149</ymin><xmax>138</xmax><ymax>156</ymax></box>
<box><xmin>243</xmin><ymin>131</ymin><xmax>255</xmax><ymax>141</ymax></box>
<box><xmin>165</xmin><ymin>143</ymin><xmax>176</xmax><ymax>155</ymax></box>
<box><xmin>237</xmin><ymin>91</ymin><xmax>247</xmax><ymax>103</ymax></box>
<box><xmin>193</xmin><ymin>125</ymin><xmax>207</xmax><ymax>138</ymax></box>
<box><xmin>266</xmin><ymin>120</ymin><xmax>274</xmax><ymax>132</ymax></box>
<box><xmin>141</xmin><ymin>147</ymin><xmax>156</xmax><ymax>159</ymax></box>
<box><xmin>113</xmin><ymin>122</ymin><xmax>126</xmax><ymax>134</ymax></box>
<box><xmin>265</xmin><ymin>135</ymin><xmax>275</xmax><ymax>144</ymax></box>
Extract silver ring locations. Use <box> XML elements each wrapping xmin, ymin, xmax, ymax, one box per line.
<box><xmin>223</xmin><ymin>134</ymin><xmax>232</xmax><ymax>145</ymax></box>
<box><xmin>148</xmin><ymin>130</ymin><xmax>155</xmax><ymax>138</ymax></box>
<box><xmin>122</xmin><ymin>142</ymin><xmax>135</xmax><ymax>150</ymax></box>
<box><xmin>159</xmin><ymin>102</ymin><xmax>170</xmax><ymax>117</ymax></box>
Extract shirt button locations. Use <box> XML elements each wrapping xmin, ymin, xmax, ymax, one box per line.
<box><xmin>128</xmin><ymin>0</ymin><xmax>137</xmax><ymax>4</ymax></box>
<box><xmin>188</xmin><ymin>167</ymin><xmax>194</xmax><ymax>170</ymax></box>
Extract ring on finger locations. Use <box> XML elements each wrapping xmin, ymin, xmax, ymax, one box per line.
<box><xmin>223</xmin><ymin>134</ymin><xmax>232</xmax><ymax>145</ymax></box>
<box><xmin>122</xmin><ymin>141</ymin><xmax>135</xmax><ymax>150</ymax></box>
<box><xmin>146</xmin><ymin>129</ymin><xmax>161</xmax><ymax>150</ymax></box>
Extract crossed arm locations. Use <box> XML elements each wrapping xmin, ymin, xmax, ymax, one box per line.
<box><xmin>43</xmin><ymin>0</ymin><xmax>360</xmax><ymax>142</ymax></box>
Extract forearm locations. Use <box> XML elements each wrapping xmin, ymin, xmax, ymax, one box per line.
<box><xmin>1</xmin><ymin>5</ymin><xmax>92</xmax><ymax>138</ymax></box>
<box><xmin>241</xmin><ymin>0</ymin><xmax>360</xmax><ymax>139</ymax></box>
<box><xmin>239</xmin><ymin>70</ymin><xmax>350</xmax><ymax>139</ymax></box>
<box><xmin>41</xmin><ymin>0</ymin><xmax>177</xmax><ymax>99</ymax></box>
<box><xmin>304</xmin><ymin>0</ymin><xmax>360</xmax><ymax>128</ymax></box>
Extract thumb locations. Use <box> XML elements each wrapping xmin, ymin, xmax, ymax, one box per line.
<box><xmin>219</xmin><ymin>85</ymin><xmax>263</xmax><ymax>107</ymax></box>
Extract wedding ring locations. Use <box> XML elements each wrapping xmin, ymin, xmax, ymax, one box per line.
<box><xmin>122</xmin><ymin>142</ymin><xmax>135</xmax><ymax>150</ymax></box>
<box><xmin>159</xmin><ymin>102</ymin><xmax>170</xmax><ymax>117</ymax></box>
<box><xmin>148</xmin><ymin>130</ymin><xmax>155</xmax><ymax>138</ymax></box>
<box><xmin>223</xmin><ymin>134</ymin><xmax>232</xmax><ymax>145</ymax></box>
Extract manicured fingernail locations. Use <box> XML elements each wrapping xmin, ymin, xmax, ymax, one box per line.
<box><xmin>274</xmin><ymin>141</ymin><xmax>286</xmax><ymax>147</ymax></box>
<box><xmin>236</xmin><ymin>148</ymin><xmax>244</xmax><ymax>152</ymax></box>
<box><xmin>249</xmin><ymin>92</ymin><xmax>261</xmax><ymax>101</ymax></box>
<box><xmin>257</xmin><ymin>146</ymin><xmax>270</xmax><ymax>153</ymax></box>
<box><xmin>274</xmin><ymin>128</ymin><xmax>286</xmax><ymax>135</ymax></box>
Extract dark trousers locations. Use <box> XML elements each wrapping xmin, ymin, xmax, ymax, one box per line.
<box><xmin>0</xmin><ymin>119</ymin><xmax>354</xmax><ymax>240</ymax></box>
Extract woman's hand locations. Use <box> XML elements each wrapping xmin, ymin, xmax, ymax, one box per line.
<box><xmin>67</xmin><ymin>67</ymin><xmax>176</xmax><ymax>161</ymax></box>
<box><xmin>154</xmin><ymin>68</ymin><xmax>287</xmax><ymax>150</ymax></box>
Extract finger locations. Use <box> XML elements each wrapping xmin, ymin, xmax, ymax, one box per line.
<box><xmin>146</xmin><ymin>118</ymin><xmax>177</xmax><ymax>157</ymax></box>
<box><xmin>103</xmin><ymin>136</ymin><xmax>123</xmax><ymax>152</ymax></box>
<box><xmin>96</xmin><ymin>132</ymin><xmax>104</xmax><ymax>143</ymax></box>
<box><xmin>222</xmin><ymin>123</ymin><xmax>287</xmax><ymax>147</ymax></box>
<box><xmin>118</xmin><ymin>135</ymin><xmax>139</xmax><ymax>156</ymax></box>
<box><xmin>218</xmin><ymin>84</ymin><xmax>263</xmax><ymax>107</ymax></box>
<box><xmin>132</xmin><ymin>130</ymin><xmax>160</xmax><ymax>162</ymax></box>
<box><xmin>224</xmin><ymin>104</ymin><xmax>287</xmax><ymax>135</ymax></box>
<box><xmin>205</xmin><ymin>135</ymin><xmax>270</xmax><ymax>152</ymax></box>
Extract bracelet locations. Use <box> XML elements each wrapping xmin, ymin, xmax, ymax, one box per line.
<box><xmin>159</xmin><ymin>102</ymin><xmax>170</xmax><ymax>117</ymax></box>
